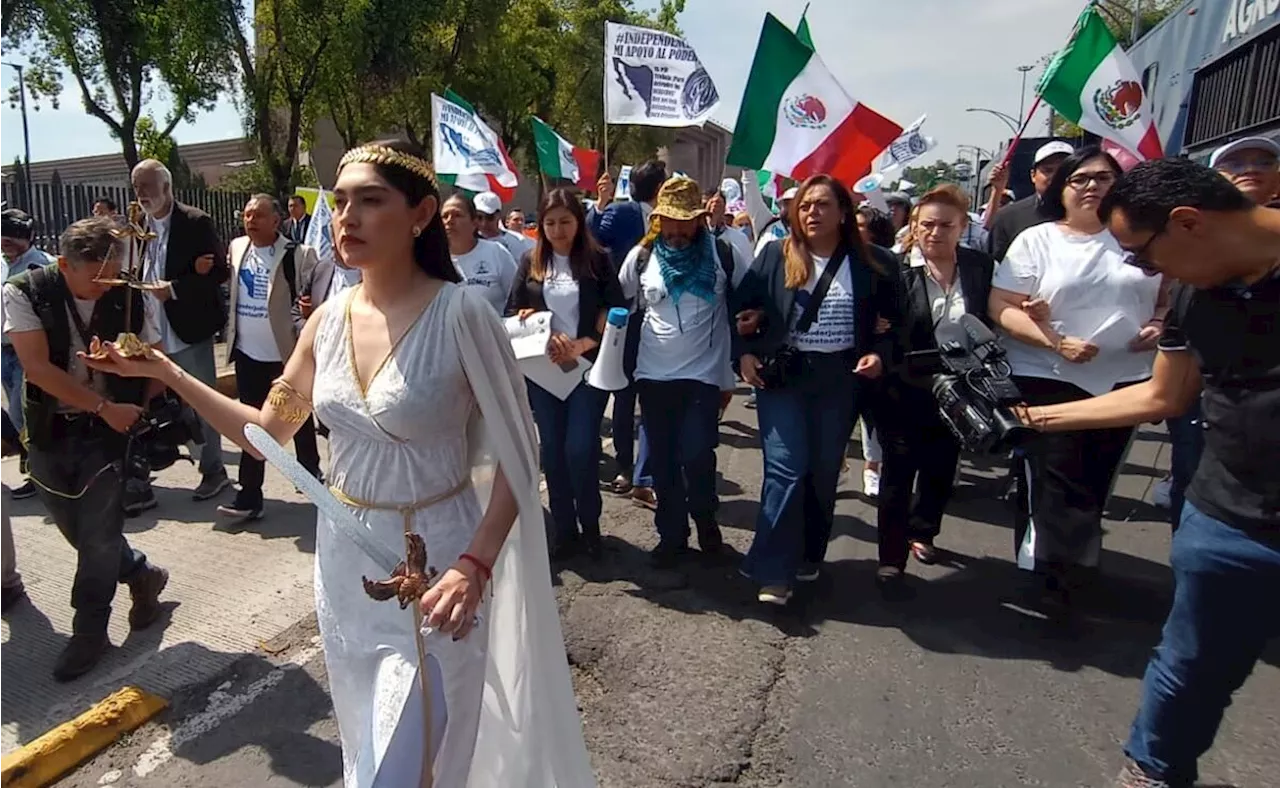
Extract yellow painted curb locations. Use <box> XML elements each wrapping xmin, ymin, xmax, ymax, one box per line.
<box><xmin>0</xmin><ymin>686</ymin><xmax>167</xmax><ymax>788</ymax></box>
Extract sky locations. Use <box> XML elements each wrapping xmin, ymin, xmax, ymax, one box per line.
<box><xmin>1</xmin><ymin>0</ymin><xmax>1089</xmax><ymax>168</ymax></box>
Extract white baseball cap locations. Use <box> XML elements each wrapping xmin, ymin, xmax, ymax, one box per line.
<box><xmin>780</xmin><ymin>187</ymin><xmax>798</xmax><ymax>201</ymax></box>
<box><xmin>1209</xmin><ymin>136</ymin><xmax>1280</xmax><ymax>169</ymax></box>
<box><xmin>473</xmin><ymin>191</ymin><xmax>502</xmax><ymax>215</ymax></box>
<box><xmin>1033</xmin><ymin>141</ymin><xmax>1074</xmax><ymax>166</ymax></box>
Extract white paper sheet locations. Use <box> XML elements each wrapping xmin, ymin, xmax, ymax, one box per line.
<box><xmin>504</xmin><ymin>311</ymin><xmax>590</xmax><ymax>401</ymax></box>
<box><xmin>1088</xmin><ymin>310</ymin><xmax>1142</xmax><ymax>352</ymax></box>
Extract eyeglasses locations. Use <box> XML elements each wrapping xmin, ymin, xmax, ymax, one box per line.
<box><xmin>1121</xmin><ymin>223</ymin><xmax>1167</xmax><ymax>276</ymax></box>
<box><xmin>917</xmin><ymin>220</ymin><xmax>956</xmax><ymax>234</ymax></box>
<box><xmin>1066</xmin><ymin>171</ymin><xmax>1117</xmax><ymax>190</ymax></box>
<box><xmin>1216</xmin><ymin>156</ymin><xmax>1279</xmax><ymax>175</ymax></box>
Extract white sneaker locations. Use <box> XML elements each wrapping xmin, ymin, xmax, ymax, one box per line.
<box><xmin>758</xmin><ymin>586</ymin><xmax>792</xmax><ymax>605</ymax></box>
<box><xmin>863</xmin><ymin>468</ymin><xmax>880</xmax><ymax>498</ymax></box>
<box><xmin>1152</xmin><ymin>476</ymin><xmax>1172</xmax><ymax>509</ymax></box>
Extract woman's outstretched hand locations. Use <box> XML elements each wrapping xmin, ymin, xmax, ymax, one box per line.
<box><xmin>78</xmin><ymin>337</ymin><xmax>171</xmax><ymax>380</ymax></box>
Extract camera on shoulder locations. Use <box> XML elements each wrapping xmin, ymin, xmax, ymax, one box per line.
<box><xmin>904</xmin><ymin>314</ymin><xmax>1033</xmax><ymax>453</ymax></box>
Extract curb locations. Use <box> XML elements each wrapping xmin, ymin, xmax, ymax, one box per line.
<box><xmin>0</xmin><ymin>686</ymin><xmax>167</xmax><ymax>788</ymax></box>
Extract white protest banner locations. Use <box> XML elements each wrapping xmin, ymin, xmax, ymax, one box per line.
<box><xmin>876</xmin><ymin>114</ymin><xmax>935</xmax><ymax>173</ymax></box>
<box><xmin>605</xmin><ymin>22</ymin><xmax>720</xmax><ymax>127</ymax></box>
<box><xmin>431</xmin><ymin>92</ymin><xmax>519</xmax><ymax>197</ymax></box>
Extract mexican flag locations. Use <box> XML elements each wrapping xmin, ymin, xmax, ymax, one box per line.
<box><xmin>727</xmin><ymin>14</ymin><xmax>902</xmax><ymax>186</ymax></box>
<box><xmin>433</xmin><ymin>89</ymin><xmax>519</xmax><ymax>200</ymax></box>
<box><xmin>1038</xmin><ymin>6</ymin><xmax>1163</xmax><ymax>161</ymax></box>
<box><xmin>530</xmin><ymin>117</ymin><xmax>601</xmax><ymax>191</ymax></box>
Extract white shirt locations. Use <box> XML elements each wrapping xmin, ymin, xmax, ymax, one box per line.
<box><xmin>491</xmin><ymin>228</ymin><xmax>534</xmax><ymax>262</ymax></box>
<box><xmin>909</xmin><ymin>249</ymin><xmax>968</xmax><ymax>348</ymax></box>
<box><xmin>618</xmin><ymin>240</ymin><xmax>751</xmax><ymax>388</ymax></box>
<box><xmin>235</xmin><ymin>244</ymin><xmax>282</xmax><ymax>362</ymax></box>
<box><xmin>754</xmin><ymin>220</ymin><xmax>788</xmax><ymax>255</ymax></box>
<box><xmin>2</xmin><ymin>246</ymin><xmax>55</xmax><ymax>346</ymax></box>
<box><xmin>992</xmin><ymin>223</ymin><xmax>1161</xmax><ymax>396</ymax></box>
<box><xmin>326</xmin><ymin>264</ymin><xmax>362</xmax><ymax>299</ymax></box>
<box><xmin>713</xmin><ymin>224</ymin><xmax>754</xmax><ymax>267</ymax></box>
<box><xmin>142</xmin><ymin>210</ymin><xmax>189</xmax><ymax>354</ymax></box>
<box><xmin>3</xmin><ymin>282</ymin><xmax>161</xmax><ymax>411</ymax></box>
<box><xmin>960</xmin><ymin>213</ymin><xmax>989</xmax><ymax>251</ymax></box>
<box><xmin>452</xmin><ymin>239</ymin><xmax>517</xmax><ymax>315</ymax></box>
<box><xmin>543</xmin><ymin>254</ymin><xmax>581</xmax><ymax>337</ymax></box>
<box><xmin>789</xmin><ymin>254</ymin><xmax>856</xmax><ymax>353</ymax></box>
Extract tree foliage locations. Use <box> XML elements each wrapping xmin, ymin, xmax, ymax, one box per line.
<box><xmin>899</xmin><ymin>159</ymin><xmax>965</xmax><ymax>194</ymax></box>
<box><xmin>3</xmin><ymin>0</ymin><xmax>235</xmax><ymax>169</ymax></box>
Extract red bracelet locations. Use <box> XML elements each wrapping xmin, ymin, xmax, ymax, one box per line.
<box><xmin>459</xmin><ymin>553</ymin><xmax>492</xmax><ymax>582</ymax></box>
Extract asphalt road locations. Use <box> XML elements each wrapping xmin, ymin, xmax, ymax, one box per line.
<box><xmin>32</xmin><ymin>396</ymin><xmax>1280</xmax><ymax>787</ymax></box>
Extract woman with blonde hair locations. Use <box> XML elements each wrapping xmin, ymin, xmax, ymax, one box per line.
<box><xmin>735</xmin><ymin>174</ymin><xmax>901</xmax><ymax>604</ymax></box>
<box><xmin>873</xmin><ymin>184</ymin><xmax>996</xmax><ymax>591</ymax></box>
<box><xmin>84</xmin><ymin>140</ymin><xmax>594</xmax><ymax>785</ymax></box>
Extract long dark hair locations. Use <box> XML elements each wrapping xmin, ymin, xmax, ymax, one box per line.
<box><xmin>783</xmin><ymin>174</ymin><xmax>879</xmax><ymax>288</ymax></box>
<box><xmin>1041</xmin><ymin>145</ymin><xmax>1122</xmax><ymax>222</ymax></box>
<box><xmin>341</xmin><ymin>138</ymin><xmax>459</xmax><ymax>283</ymax></box>
<box><xmin>856</xmin><ymin>205</ymin><xmax>896</xmax><ymax>248</ymax></box>
<box><xmin>532</xmin><ymin>188</ymin><xmax>601</xmax><ymax>283</ymax></box>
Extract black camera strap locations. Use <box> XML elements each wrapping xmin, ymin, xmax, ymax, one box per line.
<box><xmin>794</xmin><ymin>246</ymin><xmax>847</xmax><ymax>334</ymax></box>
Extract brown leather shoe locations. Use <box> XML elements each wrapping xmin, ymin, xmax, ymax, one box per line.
<box><xmin>127</xmin><ymin>564</ymin><xmax>169</xmax><ymax>630</ymax></box>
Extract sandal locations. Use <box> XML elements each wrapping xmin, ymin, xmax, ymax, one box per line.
<box><xmin>910</xmin><ymin>540</ymin><xmax>939</xmax><ymax>565</ymax></box>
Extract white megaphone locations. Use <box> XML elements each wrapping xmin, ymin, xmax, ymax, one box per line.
<box><xmin>586</xmin><ymin>307</ymin><xmax>631</xmax><ymax>392</ymax></box>
<box><xmin>854</xmin><ymin>172</ymin><xmax>890</xmax><ymax>214</ymax></box>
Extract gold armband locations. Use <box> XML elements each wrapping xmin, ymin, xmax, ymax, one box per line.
<box><xmin>266</xmin><ymin>378</ymin><xmax>312</xmax><ymax>424</ymax></box>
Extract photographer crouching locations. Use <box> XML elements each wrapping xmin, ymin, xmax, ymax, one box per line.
<box><xmin>2</xmin><ymin>217</ymin><xmax>170</xmax><ymax>681</ymax></box>
<box><xmin>1018</xmin><ymin>159</ymin><xmax>1279</xmax><ymax>788</ymax></box>
<box><xmin>872</xmin><ymin>185</ymin><xmax>996</xmax><ymax>593</ymax></box>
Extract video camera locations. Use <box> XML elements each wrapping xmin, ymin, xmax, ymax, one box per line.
<box><xmin>905</xmin><ymin>314</ymin><xmax>1034</xmax><ymax>453</ymax></box>
<box><xmin>128</xmin><ymin>393</ymin><xmax>204</xmax><ymax>472</ymax></box>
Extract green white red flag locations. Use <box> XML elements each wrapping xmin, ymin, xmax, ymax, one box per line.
<box><xmin>530</xmin><ymin>117</ymin><xmax>601</xmax><ymax>191</ymax></box>
<box><xmin>433</xmin><ymin>89</ymin><xmax>519</xmax><ymax>200</ymax></box>
<box><xmin>727</xmin><ymin>14</ymin><xmax>902</xmax><ymax>186</ymax></box>
<box><xmin>1038</xmin><ymin>6</ymin><xmax>1163</xmax><ymax>162</ymax></box>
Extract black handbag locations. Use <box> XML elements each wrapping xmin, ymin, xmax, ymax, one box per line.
<box><xmin>757</xmin><ymin>249</ymin><xmax>847</xmax><ymax>388</ymax></box>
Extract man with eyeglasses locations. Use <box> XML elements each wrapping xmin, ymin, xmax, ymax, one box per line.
<box><xmin>1211</xmin><ymin>136</ymin><xmax>1280</xmax><ymax>208</ymax></box>
<box><xmin>1016</xmin><ymin>158</ymin><xmax>1280</xmax><ymax>788</ymax></box>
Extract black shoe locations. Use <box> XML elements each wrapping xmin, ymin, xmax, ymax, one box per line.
<box><xmin>53</xmin><ymin>632</ymin><xmax>109</xmax><ymax>682</ymax></box>
<box><xmin>694</xmin><ymin>520</ymin><xmax>723</xmax><ymax>554</ymax></box>
<box><xmin>122</xmin><ymin>485</ymin><xmax>158</xmax><ymax>516</ymax></box>
<box><xmin>550</xmin><ymin>533</ymin><xmax>580</xmax><ymax>561</ymax></box>
<box><xmin>9</xmin><ymin>479</ymin><xmax>37</xmax><ymax>500</ymax></box>
<box><xmin>2</xmin><ymin>584</ymin><xmax>27</xmax><ymax>613</ymax></box>
<box><xmin>649</xmin><ymin>541</ymin><xmax>689</xmax><ymax>569</ymax></box>
<box><xmin>217</xmin><ymin>492</ymin><xmax>264</xmax><ymax>520</ymax></box>
<box><xmin>192</xmin><ymin>471</ymin><xmax>232</xmax><ymax>501</ymax></box>
<box><xmin>127</xmin><ymin>564</ymin><xmax>169</xmax><ymax>630</ymax></box>
<box><xmin>875</xmin><ymin>566</ymin><xmax>908</xmax><ymax>599</ymax></box>
<box><xmin>582</xmin><ymin>533</ymin><xmax>603</xmax><ymax>560</ymax></box>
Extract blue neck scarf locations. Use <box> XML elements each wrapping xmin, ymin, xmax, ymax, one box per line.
<box><xmin>654</xmin><ymin>231</ymin><xmax>716</xmax><ymax>305</ymax></box>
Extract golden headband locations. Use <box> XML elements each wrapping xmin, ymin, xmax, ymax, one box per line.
<box><xmin>337</xmin><ymin>145</ymin><xmax>436</xmax><ymax>183</ymax></box>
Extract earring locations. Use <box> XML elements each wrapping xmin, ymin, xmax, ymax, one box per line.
<box><xmin>412</xmin><ymin>226</ymin><xmax>422</xmax><ymax>237</ymax></box>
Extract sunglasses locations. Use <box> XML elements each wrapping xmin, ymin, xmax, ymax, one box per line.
<box><xmin>1121</xmin><ymin>223</ymin><xmax>1167</xmax><ymax>276</ymax></box>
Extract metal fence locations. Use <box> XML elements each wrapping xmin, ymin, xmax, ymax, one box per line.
<box><xmin>1</xmin><ymin>174</ymin><xmax>251</xmax><ymax>253</ymax></box>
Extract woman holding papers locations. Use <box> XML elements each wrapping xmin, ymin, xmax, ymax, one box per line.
<box><xmin>505</xmin><ymin>188</ymin><xmax>626</xmax><ymax>560</ymax></box>
<box><xmin>988</xmin><ymin>146</ymin><xmax>1167</xmax><ymax>610</ymax></box>
<box><xmin>83</xmin><ymin>139</ymin><xmax>594</xmax><ymax>787</ymax></box>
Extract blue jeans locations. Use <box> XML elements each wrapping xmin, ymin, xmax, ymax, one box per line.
<box><xmin>167</xmin><ymin>340</ymin><xmax>225</xmax><ymax>477</ymax></box>
<box><xmin>636</xmin><ymin>379</ymin><xmax>720</xmax><ymax>547</ymax></box>
<box><xmin>1</xmin><ymin>345</ymin><xmax>24</xmax><ymax>434</ymax></box>
<box><xmin>613</xmin><ymin>384</ymin><xmax>653</xmax><ymax>486</ymax></box>
<box><xmin>743</xmin><ymin>354</ymin><xmax>859</xmax><ymax>587</ymax></box>
<box><xmin>1124</xmin><ymin>501</ymin><xmax>1280</xmax><ymax>785</ymax></box>
<box><xmin>1165</xmin><ymin>399</ymin><xmax>1204</xmax><ymax>529</ymax></box>
<box><xmin>633</xmin><ymin>425</ymin><xmax>653</xmax><ymax>488</ymax></box>
<box><xmin>527</xmin><ymin>380</ymin><xmax>608</xmax><ymax>541</ymax></box>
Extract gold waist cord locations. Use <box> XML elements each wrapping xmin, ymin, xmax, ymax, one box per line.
<box><xmin>329</xmin><ymin>477</ymin><xmax>470</xmax><ymax>788</ymax></box>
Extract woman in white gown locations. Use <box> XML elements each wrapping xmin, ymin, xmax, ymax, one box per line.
<box><xmin>83</xmin><ymin>139</ymin><xmax>595</xmax><ymax>787</ymax></box>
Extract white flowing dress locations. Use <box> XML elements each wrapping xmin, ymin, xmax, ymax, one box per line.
<box><xmin>310</xmin><ymin>282</ymin><xmax>595</xmax><ymax>787</ymax></box>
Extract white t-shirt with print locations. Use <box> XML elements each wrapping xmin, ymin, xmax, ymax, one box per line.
<box><xmin>452</xmin><ymin>238</ymin><xmax>517</xmax><ymax>315</ymax></box>
<box><xmin>3</xmin><ymin>282</ymin><xmax>161</xmax><ymax>411</ymax></box>
<box><xmin>619</xmin><ymin>241</ymin><xmax>751</xmax><ymax>388</ymax></box>
<box><xmin>789</xmin><ymin>254</ymin><xmax>856</xmax><ymax>353</ymax></box>
<box><xmin>543</xmin><ymin>254</ymin><xmax>581</xmax><ymax>337</ymax></box>
<box><xmin>235</xmin><ymin>244</ymin><xmax>282</xmax><ymax>362</ymax></box>
<box><xmin>992</xmin><ymin>222</ymin><xmax>1161</xmax><ymax>396</ymax></box>
<box><xmin>754</xmin><ymin>221</ymin><xmax>788</xmax><ymax>255</ymax></box>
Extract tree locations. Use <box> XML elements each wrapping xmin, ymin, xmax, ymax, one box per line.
<box><xmin>899</xmin><ymin>160</ymin><xmax>964</xmax><ymax>194</ymax></box>
<box><xmin>3</xmin><ymin>0</ymin><xmax>235</xmax><ymax>170</ymax></box>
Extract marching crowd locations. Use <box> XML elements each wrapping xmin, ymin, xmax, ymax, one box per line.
<box><xmin>1</xmin><ymin>132</ymin><xmax>1278</xmax><ymax>788</ymax></box>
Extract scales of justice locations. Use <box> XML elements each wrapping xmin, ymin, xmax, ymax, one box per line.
<box><xmin>87</xmin><ymin>201</ymin><xmax>170</xmax><ymax>360</ymax></box>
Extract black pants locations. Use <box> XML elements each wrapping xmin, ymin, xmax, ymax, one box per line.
<box><xmin>1013</xmin><ymin>376</ymin><xmax>1136</xmax><ymax>572</ymax></box>
<box><xmin>636</xmin><ymin>379</ymin><xmax>721</xmax><ymax>547</ymax></box>
<box><xmin>235</xmin><ymin>355</ymin><xmax>321</xmax><ymax>506</ymax></box>
<box><xmin>876</xmin><ymin>400</ymin><xmax>961</xmax><ymax>570</ymax></box>
<box><xmin>28</xmin><ymin>419</ymin><xmax>147</xmax><ymax>634</ymax></box>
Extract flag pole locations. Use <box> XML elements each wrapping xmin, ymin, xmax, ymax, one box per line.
<box><xmin>999</xmin><ymin>94</ymin><xmax>1044</xmax><ymax>168</ymax></box>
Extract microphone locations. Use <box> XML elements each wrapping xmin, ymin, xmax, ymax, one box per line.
<box><xmin>959</xmin><ymin>313</ymin><xmax>997</xmax><ymax>347</ymax></box>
